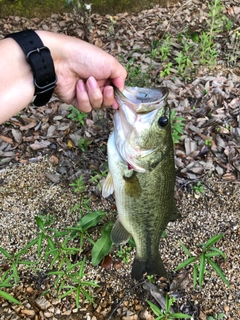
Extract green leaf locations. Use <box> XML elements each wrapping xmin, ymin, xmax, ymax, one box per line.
<box><xmin>179</xmin><ymin>241</ymin><xmax>191</xmax><ymax>257</ymax></box>
<box><xmin>171</xmin><ymin>313</ymin><xmax>192</xmax><ymax>318</ymax></box>
<box><xmin>46</xmin><ymin>236</ymin><xmax>55</xmax><ymax>250</ymax></box>
<box><xmin>66</xmin><ymin>261</ymin><xmax>82</xmax><ymax>273</ymax></box>
<box><xmin>207</xmin><ymin>247</ymin><xmax>226</xmax><ymax>259</ymax></box>
<box><xmin>79</xmin><ymin>256</ymin><xmax>86</xmax><ymax>279</ymax></box>
<box><xmin>175</xmin><ymin>256</ymin><xmax>197</xmax><ymax>271</ymax></box>
<box><xmin>12</xmin><ymin>263</ymin><xmax>19</xmax><ymax>284</ymax></box>
<box><xmin>147</xmin><ymin>300</ymin><xmax>163</xmax><ymax>316</ymax></box>
<box><xmin>0</xmin><ymin>290</ymin><xmax>21</xmax><ymax>304</ymax></box>
<box><xmin>18</xmin><ymin>260</ymin><xmax>35</xmax><ymax>266</ymax></box>
<box><xmin>49</xmin><ymin>252</ymin><xmax>60</xmax><ymax>269</ymax></box>
<box><xmin>81</xmin><ymin>287</ymin><xmax>95</xmax><ymax>304</ymax></box>
<box><xmin>205</xmin><ymin>251</ymin><xmax>224</xmax><ymax>258</ymax></box>
<box><xmin>206</xmin><ymin>258</ymin><xmax>230</xmax><ymax>286</ymax></box>
<box><xmin>199</xmin><ymin>253</ymin><xmax>206</xmax><ymax>287</ymax></box>
<box><xmin>0</xmin><ymin>247</ymin><xmax>11</xmax><ymax>259</ymax></box>
<box><xmin>80</xmin><ymin>211</ymin><xmax>106</xmax><ymax>231</ymax></box>
<box><xmin>91</xmin><ymin>223</ymin><xmax>113</xmax><ymax>266</ymax></box>
<box><xmin>75</xmin><ymin>286</ymin><xmax>80</xmax><ymax>310</ymax></box>
<box><xmin>35</xmin><ymin>216</ymin><xmax>44</xmax><ymax>230</ymax></box>
<box><xmin>165</xmin><ymin>293</ymin><xmax>170</xmax><ymax>312</ymax></box>
<box><xmin>59</xmin><ymin>288</ymin><xmax>75</xmax><ymax>299</ymax></box>
<box><xmin>203</xmin><ymin>234</ymin><xmax>223</xmax><ymax>250</ymax></box>
<box><xmin>22</xmin><ymin>237</ymin><xmax>39</xmax><ymax>250</ymax></box>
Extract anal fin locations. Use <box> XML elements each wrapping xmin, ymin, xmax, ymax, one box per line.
<box><xmin>111</xmin><ymin>219</ymin><xmax>130</xmax><ymax>244</ymax></box>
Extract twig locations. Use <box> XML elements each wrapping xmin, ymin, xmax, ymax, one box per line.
<box><xmin>126</xmin><ymin>19</ymin><xmax>144</xmax><ymax>38</ymax></box>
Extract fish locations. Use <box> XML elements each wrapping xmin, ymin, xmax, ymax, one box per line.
<box><xmin>102</xmin><ymin>86</ymin><xmax>179</xmax><ymax>280</ymax></box>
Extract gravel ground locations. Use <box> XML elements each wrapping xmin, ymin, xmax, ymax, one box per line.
<box><xmin>0</xmin><ymin>158</ymin><xmax>239</xmax><ymax>319</ymax></box>
<box><xmin>0</xmin><ymin>0</ymin><xmax>240</xmax><ymax>319</ymax></box>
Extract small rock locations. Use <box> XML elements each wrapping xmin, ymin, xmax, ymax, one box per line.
<box><xmin>122</xmin><ymin>314</ymin><xmax>138</xmax><ymax>320</ymax></box>
<box><xmin>35</xmin><ymin>297</ymin><xmax>51</xmax><ymax>311</ymax></box>
<box><xmin>62</xmin><ymin>310</ymin><xmax>72</xmax><ymax>315</ymax></box>
<box><xmin>45</xmin><ymin>172</ymin><xmax>61</xmax><ymax>183</ymax></box>
<box><xmin>44</xmin><ymin>312</ymin><xmax>54</xmax><ymax>318</ymax></box>
<box><xmin>26</xmin><ymin>287</ymin><xmax>33</xmax><ymax>293</ymax></box>
<box><xmin>224</xmin><ymin>304</ymin><xmax>230</xmax><ymax>312</ymax></box>
<box><xmin>139</xmin><ymin>310</ymin><xmax>154</xmax><ymax>320</ymax></box>
<box><xmin>21</xmin><ymin>309</ymin><xmax>35</xmax><ymax>316</ymax></box>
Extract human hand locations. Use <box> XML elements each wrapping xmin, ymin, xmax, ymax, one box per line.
<box><xmin>36</xmin><ymin>31</ymin><xmax>127</xmax><ymax>112</ymax></box>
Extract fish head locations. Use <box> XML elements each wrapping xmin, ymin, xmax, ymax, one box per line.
<box><xmin>113</xmin><ymin>86</ymin><xmax>173</xmax><ymax>172</ymax></box>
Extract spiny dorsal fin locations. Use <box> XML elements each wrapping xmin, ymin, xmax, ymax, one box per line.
<box><xmin>111</xmin><ymin>219</ymin><xmax>131</xmax><ymax>244</ymax></box>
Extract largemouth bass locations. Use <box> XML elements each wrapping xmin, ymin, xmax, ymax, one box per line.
<box><xmin>102</xmin><ymin>86</ymin><xmax>178</xmax><ymax>280</ymax></box>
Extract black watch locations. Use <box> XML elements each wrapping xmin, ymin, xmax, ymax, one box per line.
<box><xmin>5</xmin><ymin>30</ymin><xmax>57</xmax><ymax>106</ymax></box>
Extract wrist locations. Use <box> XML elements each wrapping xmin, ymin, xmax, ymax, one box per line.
<box><xmin>5</xmin><ymin>30</ymin><xmax>57</xmax><ymax>106</ymax></box>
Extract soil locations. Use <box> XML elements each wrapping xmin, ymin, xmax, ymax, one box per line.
<box><xmin>0</xmin><ymin>0</ymin><xmax>240</xmax><ymax>319</ymax></box>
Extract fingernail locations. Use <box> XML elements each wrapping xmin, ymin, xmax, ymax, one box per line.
<box><xmin>78</xmin><ymin>80</ymin><xmax>86</xmax><ymax>92</ymax></box>
<box><xmin>87</xmin><ymin>76</ymin><xmax>98</xmax><ymax>90</ymax></box>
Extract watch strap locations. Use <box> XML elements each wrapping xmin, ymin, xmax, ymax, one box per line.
<box><xmin>5</xmin><ymin>30</ymin><xmax>57</xmax><ymax>106</ymax></box>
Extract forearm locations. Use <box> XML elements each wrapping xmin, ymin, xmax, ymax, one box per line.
<box><xmin>0</xmin><ymin>30</ymin><xmax>126</xmax><ymax>123</ymax></box>
<box><xmin>0</xmin><ymin>37</ymin><xmax>35</xmax><ymax>123</ymax></box>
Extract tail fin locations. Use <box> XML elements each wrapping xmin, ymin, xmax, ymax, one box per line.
<box><xmin>131</xmin><ymin>256</ymin><xmax>167</xmax><ymax>280</ymax></box>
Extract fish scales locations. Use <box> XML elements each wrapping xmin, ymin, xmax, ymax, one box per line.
<box><xmin>103</xmin><ymin>86</ymin><xmax>178</xmax><ymax>280</ymax></box>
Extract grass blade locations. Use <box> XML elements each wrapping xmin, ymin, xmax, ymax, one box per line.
<box><xmin>179</xmin><ymin>241</ymin><xmax>191</xmax><ymax>257</ymax></box>
<box><xmin>171</xmin><ymin>313</ymin><xmax>192</xmax><ymax>318</ymax></box>
<box><xmin>0</xmin><ymin>247</ymin><xmax>11</xmax><ymax>259</ymax></box>
<box><xmin>0</xmin><ymin>290</ymin><xmax>21</xmax><ymax>304</ymax></box>
<box><xmin>175</xmin><ymin>256</ymin><xmax>197</xmax><ymax>271</ymax></box>
<box><xmin>203</xmin><ymin>234</ymin><xmax>223</xmax><ymax>250</ymax></box>
<box><xmin>199</xmin><ymin>253</ymin><xmax>206</xmax><ymax>287</ymax></box>
<box><xmin>147</xmin><ymin>300</ymin><xmax>163</xmax><ymax>316</ymax></box>
<box><xmin>208</xmin><ymin>247</ymin><xmax>226</xmax><ymax>259</ymax></box>
<box><xmin>206</xmin><ymin>258</ymin><xmax>230</xmax><ymax>286</ymax></box>
<box><xmin>35</xmin><ymin>216</ymin><xmax>44</xmax><ymax>230</ymax></box>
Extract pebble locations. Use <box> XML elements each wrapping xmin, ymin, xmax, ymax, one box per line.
<box><xmin>21</xmin><ymin>309</ymin><xmax>35</xmax><ymax>316</ymax></box>
<box><xmin>43</xmin><ymin>311</ymin><xmax>53</xmax><ymax>318</ymax></box>
<box><xmin>26</xmin><ymin>287</ymin><xmax>33</xmax><ymax>293</ymax></box>
<box><xmin>35</xmin><ymin>297</ymin><xmax>51</xmax><ymax>311</ymax></box>
<box><xmin>224</xmin><ymin>304</ymin><xmax>230</xmax><ymax>312</ymax></box>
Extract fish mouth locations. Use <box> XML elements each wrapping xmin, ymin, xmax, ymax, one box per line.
<box><xmin>114</xmin><ymin>86</ymin><xmax>168</xmax><ymax>113</ymax></box>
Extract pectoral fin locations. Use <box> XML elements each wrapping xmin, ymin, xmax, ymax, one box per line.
<box><xmin>102</xmin><ymin>172</ymin><xmax>114</xmax><ymax>198</ymax></box>
<box><xmin>111</xmin><ymin>219</ymin><xmax>131</xmax><ymax>244</ymax></box>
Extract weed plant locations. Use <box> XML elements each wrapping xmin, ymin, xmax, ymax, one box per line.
<box><xmin>124</xmin><ymin>0</ymin><xmax>234</xmax><ymax>82</ymax></box>
<box><xmin>193</xmin><ymin>181</ymin><xmax>205</xmax><ymax>194</ymax></box>
<box><xmin>175</xmin><ymin>234</ymin><xmax>229</xmax><ymax>288</ymax></box>
<box><xmin>0</xmin><ymin>205</ymin><xmax>112</xmax><ymax>306</ymax></box>
<box><xmin>147</xmin><ymin>294</ymin><xmax>192</xmax><ymax>319</ymax></box>
<box><xmin>68</xmin><ymin>106</ymin><xmax>87</xmax><ymax>126</ymax></box>
<box><xmin>170</xmin><ymin>110</ymin><xmax>185</xmax><ymax>144</ymax></box>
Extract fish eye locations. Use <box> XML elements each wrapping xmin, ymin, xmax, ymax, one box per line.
<box><xmin>158</xmin><ymin>116</ymin><xmax>168</xmax><ymax>127</ymax></box>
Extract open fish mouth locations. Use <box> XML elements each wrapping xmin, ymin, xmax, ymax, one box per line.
<box><xmin>114</xmin><ymin>86</ymin><xmax>169</xmax><ymax>113</ymax></box>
